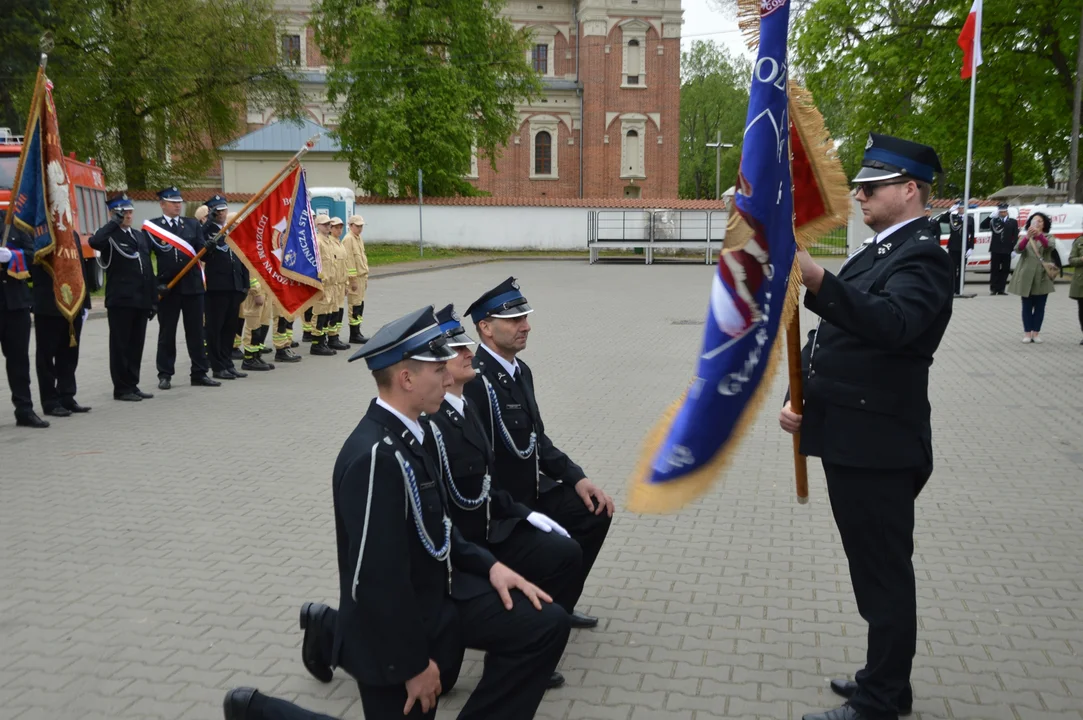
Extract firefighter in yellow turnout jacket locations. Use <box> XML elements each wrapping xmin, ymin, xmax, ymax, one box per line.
<box><xmin>326</xmin><ymin>217</ymin><xmax>351</xmax><ymax>349</ymax></box>
<box><xmin>343</xmin><ymin>214</ymin><xmax>370</xmax><ymax>344</ymax></box>
<box><xmin>309</xmin><ymin>214</ymin><xmax>348</xmax><ymax>356</ymax></box>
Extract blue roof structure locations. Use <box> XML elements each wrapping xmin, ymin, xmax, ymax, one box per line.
<box><xmin>220</xmin><ymin>118</ymin><xmax>340</xmax><ymax>153</ymax></box>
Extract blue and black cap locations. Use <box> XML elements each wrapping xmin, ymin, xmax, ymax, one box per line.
<box><xmin>348</xmin><ymin>306</ymin><xmax>456</xmax><ymax>369</ymax></box>
<box><xmin>436</xmin><ymin>304</ymin><xmax>476</xmax><ymax>348</ymax></box>
<box><xmin>997</xmin><ymin>202</ymin><xmax>1009</xmax><ymax>210</ymax></box>
<box><xmin>157</xmin><ymin>186</ymin><xmax>183</xmax><ymax>202</ymax></box>
<box><xmin>107</xmin><ymin>194</ymin><xmax>134</xmax><ymax>212</ymax></box>
<box><xmin>854</xmin><ymin>133</ymin><xmax>943</xmax><ymax>184</ymax></box>
<box><xmin>464</xmin><ymin>276</ymin><xmax>533</xmax><ymax>325</ymax></box>
<box><xmin>204</xmin><ymin>194</ymin><xmax>228</xmax><ymax>213</ymax></box>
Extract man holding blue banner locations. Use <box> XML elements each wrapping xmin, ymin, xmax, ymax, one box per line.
<box><xmin>781</xmin><ymin>134</ymin><xmax>954</xmax><ymax>720</ymax></box>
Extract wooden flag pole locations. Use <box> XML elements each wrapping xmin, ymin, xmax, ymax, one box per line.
<box><xmin>785</xmin><ymin>309</ymin><xmax>809</xmax><ymax>504</ymax></box>
<box><xmin>162</xmin><ymin>134</ymin><xmax>319</xmax><ymax>294</ymax></box>
<box><xmin>2</xmin><ymin>44</ymin><xmax>50</xmax><ymax>247</ymax></box>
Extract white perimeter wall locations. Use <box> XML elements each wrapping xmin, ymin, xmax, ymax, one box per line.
<box><xmin>355</xmin><ymin>205</ymin><xmax>592</xmax><ymax>250</ymax></box>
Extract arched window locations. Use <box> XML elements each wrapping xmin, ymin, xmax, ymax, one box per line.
<box><xmin>535</xmin><ymin>131</ymin><xmax>552</xmax><ymax>175</ymax></box>
<box><xmin>624</xmin><ymin>130</ymin><xmax>641</xmax><ymax>176</ymax></box>
<box><xmin>626</xmin><ymin>39</ymin><xmax>641</xmax><ymax>85</ymax></box>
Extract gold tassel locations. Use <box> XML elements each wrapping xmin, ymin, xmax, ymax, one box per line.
<box><xmin>68</xmin><ymin>321</ymin><xmax>77</xmax><ymax>348</ymax></box>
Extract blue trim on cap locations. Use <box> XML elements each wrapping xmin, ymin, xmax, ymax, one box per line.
<box><xmin>864</xmin><ymin>148</ymin><xmax>935</xmax><ymax>183</ymax></box>
<box><xmin>469</xmin><ymin>290</ymin><xmax>524</xmax><ymax>324</ymax></box>
<box><xmin>439</xmin><ymin>319</ymin><xmax>462</xmax><ymax>335</ymax></box>
<box><xmin>364</xmin><ymin>326</ymin><xmax>445</xmax><ymax>370</ymax></box>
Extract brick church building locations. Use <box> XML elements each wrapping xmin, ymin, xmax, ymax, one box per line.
<box><xmin>245</xmin><ymin>0</ymin><xmax>683</xmax><ymax>199</ymax></box>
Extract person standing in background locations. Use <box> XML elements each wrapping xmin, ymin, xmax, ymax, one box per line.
<box><xmin>1008</xmin><ymin>212</ymin><xmax>1056</xmax><ymax>344</ymax></box>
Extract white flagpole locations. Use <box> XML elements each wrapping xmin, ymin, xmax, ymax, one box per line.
<box><xmin>958</xmin><ymin>7</ymin><xmax>980</xmax><ymax>296</ymax></box>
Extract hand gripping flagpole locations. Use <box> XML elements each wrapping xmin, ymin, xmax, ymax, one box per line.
<box><xmin>162</xmin><ymin>134</ymin><xmax>320</xmax><ymax>295</ymax></box>
<box><xmin>2</xmin><ymin>34</ymin><xmax>52</xmax><ymax>248</ymax></box>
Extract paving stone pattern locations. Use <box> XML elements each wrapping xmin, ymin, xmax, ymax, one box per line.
<box><xmin>2</xmin><ymin>261</ymin><xmax>1081</xmax><ymax>720</ymax></box>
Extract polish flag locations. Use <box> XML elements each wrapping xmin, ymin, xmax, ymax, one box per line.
<box><xmin>957</xmin><ymin>0</ymin><xmax>983</xmax><ymax>80</ymax></box>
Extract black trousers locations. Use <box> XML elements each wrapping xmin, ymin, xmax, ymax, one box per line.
<box><xmin>108</xmin><ymin>307</ymin><xmax>149</xmax><ymax>396</ymax></box>
<box><xmin>0</xmin><ymin>307</ymin><xmax>33</xmax><ymax>415</ymax></box>
<box><xmin>989</xmin><ymin>252</ymin><xmax>1012</xmax><ymax>294</ymax></box>
<box><xmin>949</xmin><ymin>250</ymin><xmax>962</xmax><ymax>292</ymax></box>
<box><xmin>318</xmin><ymin>591</ymin><xmax>568</xmax><ymax>720</ymax></box>
<box><xmin>34</xmin><ymin>313</ymin><xmax>82</xmax><ymax>410</ymax></box>
<box><xmin>823</xmin><ymin>461</ymin><xmax>930</xmax><ymax>720</ymax></box>
<box><xmin>205</xmin><ymin>291</ymin><xmax>243</xmax><ymax>373</ymax></box>
<box><xmin>533</xmin><ymin>481</ymin><xmax>612</xmax><ymax>612</ymax></box>
<box><xmin>156</xmin><ymin>292</ymin><xmax>209</xmax><ymax>380</ymax></box>
<box><xmin>1076</xmin><ymin>298</ymin><xmax>1083</xmax><ymax>335</ymax></box>
<box><xmin>491</xmin><ymin>521</ymin><xmax>583</xmax><ymax>613</ymax></box>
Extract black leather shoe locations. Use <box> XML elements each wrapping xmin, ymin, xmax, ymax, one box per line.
<box><xmin>231</xmin><ymin>348</ymin><xmax>244</xmax><ymax>360</ymax></box>
<box><xmin>275</xmin><ymin>348</ymin><xmax>302</xmax><ymax>363</ymax></box>
<box><xmin>299</xmin><ymin>602</ymin><xmax>334</xmax><ymax>683</ymax></box>
<box><xmin>15</xmin><ymin>412</ymin><xmax>50</xmax><ymax>429</ymax></box>
<box><xmin>212</xmin><ymin>371</ymin><xmax>236</xmax><ymax>380</ymax></box>
<box><xmin>115</xmin><ymin>392</ymin><xmax>143</xmax><ymax>402</ymax></box>
<box><xmin>290</xmin><ymin>340</ymin><xmax>300</xmax><ymax>348</ymax></box>
<box><xmin>228</xmin><ymin>368</ymin><xmax>249</xmax><ymax>378</ymax></box>
<box><xmin>328</xmin><ymin>337</ymin><xmax>351</xmax><ymax>351</ymax></box>
<box><xmin>242</xmin><ymin>357</ymin><xmax>275</xmax><ymax>371</ymax></box>
<box><xmin>547</xmin><ymin>671</ymin><xmax>566</xmax><ymax>689</ymax></box>
<box><xmin>830</xmin><ymin>679</ymin><xmax>912</xmax><ymax>716</ymax></box>
<box><xmin>135</xmin><ymin>389</ymin><xmax>154</xmax><ymax>399</ymax></box>
<box><xmin>260</xmin><ymin>346</ymin><xmax>273</xmax><ymax>355</ymax></box>
<box><xmin>569</xmin><ymin>610</ymin><xmax>599</xmax><ymax>629</ymax></box>
<box><xmin>62</xmin><ymin>401</ymin><xmax>91</xmax><ymax>413</ymax></box>
<box><xmin>44</xmin><ymin>406</ymin><xmax>72</xmax><ymax>418</ymax></box>
<box><xmin>222</xmin><ymin>686</ymin><xmax>256</xmax><ymax>720</ymax></box>
<box><xmin>802</xmin><ymin>704</ymin><xmax>867</xmax><ymax>720</ymax></box>
<box><xmin>158</xmin><ymin>377</ymin><xmax>172</xmax><ymax>390</ymax></box>
<box><xmin>191</xmin><ymin>376</ymin><xmax>222</xmax><ymax>387</ymax></box>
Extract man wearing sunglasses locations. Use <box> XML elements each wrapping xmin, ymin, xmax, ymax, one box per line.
<box><xmin>779</xmin><ymin>134</ymin><xmax>955</xmax><ymax>720</ymax></box>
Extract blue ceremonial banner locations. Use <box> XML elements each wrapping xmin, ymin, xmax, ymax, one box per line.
<box><xmin>628</xmin><ymin>0</ymin><xmax>798</xmax><ymax>513</ymax></box>
<box><xmin>280</xmin><ymin>166</ymin><xmax>322</xmax><ymax>288</ymax></box>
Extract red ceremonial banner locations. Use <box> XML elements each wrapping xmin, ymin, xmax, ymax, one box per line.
<box><xmin>226</xmin><ymin>166</ymin><xmax>321</xmax><ymax>317</ymax></box>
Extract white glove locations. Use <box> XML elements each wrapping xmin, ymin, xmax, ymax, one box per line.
<box><xmin>82</xmin><ymin>308</ymin><xmax>89</xmax><ymax>323</ymax></box>
<box><xmin>0</xmin><ymin>247</ymin><xmax>12</xmax><ymax>263</ymax></box>
<box><xmin>965</xmin><ymin>248</ymin><xmax>973</xmax><ymax>258</ymax></box>
<box><xmin>526</xmin><ymin>512</ymin><xmax>570</xmax><ymax>538</ymax></box>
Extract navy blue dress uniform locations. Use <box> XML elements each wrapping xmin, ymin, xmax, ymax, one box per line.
<box><xmin>462</xmin><ymin>278</ymin><xmax>611</xmax><ymax>628</ymax></box>
<box><xmin>945</xmin><ymin>204</ymin><xmax>975</xmax><ymax>292</ymax></box>
<box><xmin>146</xmin><ymin>186</ymin><xmax>216</xmax><ymax>389</ymax></box>
<box><xmin>427</xmin><ymin>305</ymin><xmax>582</xmax><ymax>618</ymax></box>
<box><xmin>794</xmin><ymin>134</ymin><xmax>954</xmax><ymax>720</ymax></box>
<box><xmin>201</xmin><ymin>195</ymin><xmax>249</xmax><ymax>380</ymax></box>
<box><xmin>300</xmin><ymin>307</ymin><xmax>568</xmax><ymax>720</ymax></box>
<box><xmin>0</xmin><ymin>216</ymin><xmax>48</xmax><ymax>428</ymax></box>
<box><xmin>988</xmin><ymin>203</ymin><xmax>1018</xmax><ymax>295</ymax></box>
<box><xmin>89</xmin><ymin>195</ymin><xmax>158</xmax><ymax>401</ymax></box>
<box><xmin>30</xmin><ymin>231</ymin><xmax>92</xmax><ymax>416</ymax></box>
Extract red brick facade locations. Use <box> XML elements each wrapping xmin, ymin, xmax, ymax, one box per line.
<box><xmin>470</xmin><ymin>3</ymin><xmax>682</xmax><ymax>200</ymax></box>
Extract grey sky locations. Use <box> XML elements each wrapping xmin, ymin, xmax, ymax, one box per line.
<box><xmin>679</xmin><ymin>0</ymin><xmax>752</xmax><ymax>60</ymax></box>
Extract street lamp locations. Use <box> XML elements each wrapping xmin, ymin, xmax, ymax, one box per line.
<box><xmin>705</xmin><ymin>130</ymin><xmax>734</xmax><ymax>201</ymax></box>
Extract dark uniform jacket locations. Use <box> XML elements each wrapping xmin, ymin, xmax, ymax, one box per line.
<box><xmin>88</xmin><ymin>221</ymin><xmax>157</xmax><ymax>311</ymax></box>
<box><xmin>463</xmin><ymin>347</ymin><xmax>586</xmax><ymax>506</ymax></box>
<box><xmin>424</xmin><ymin>396</ymin><xmax>532</xmax><ymax>546</ymax></box>
<box><xmin>145</xmin><ymin>215</ymin><xmax>205</xmax><ymax>295</ymax></box>
<box><xmin>202</xmin><ymin>221</ymin><xmax>249</xmax><ymax>294</ymax></box>
<box><xmin>796</xmin><ymin>218</ymin><xmax>953</xmax><ymax>471</ymax></box>
<box><xmin>332</xmin><ymin>400</ymin><xmax>498</xmax><ymax>688</ymax></box>
<box><xmin>989</xmin><ymin>215</ymin><xmax>1019</xmax><ymax>255</ymax></box>
<box><xmin>30</xmin><ymin>233</ymin><xmax>92</xmax><ymax>316</ymax></box>
<box><xmin>0</xmin><ymin>223</ymin><xmax>35</xmax><ymax>311</ymax></box>
<box><xmin>946</xmin><ymin>213</ymin><xmax>975</xmax><ymax>255</ymax></box>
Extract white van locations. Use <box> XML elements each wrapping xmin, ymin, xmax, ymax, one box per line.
<box><xmin>934</xmin><ymin>206</ymin><xmax>1003</xmax><ymax>274</ymax></box>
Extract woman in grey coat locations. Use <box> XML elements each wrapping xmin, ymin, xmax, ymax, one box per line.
<box><xmin>1008</xmin><ymin>212</ymin><xmax>1056</xmax><ymax>343</ymax></box>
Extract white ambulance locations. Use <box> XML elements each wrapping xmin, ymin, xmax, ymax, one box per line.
<box><xmin>934</xmin><ymin>206</ymin><xmax>1001</xmax><ymax>273</ymax></box>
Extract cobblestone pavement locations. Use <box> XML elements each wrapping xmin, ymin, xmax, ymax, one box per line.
<box><xmin>2</xmin><ymin>260</ymin><xmax>1081</xmax><ymax>720</ymax></box>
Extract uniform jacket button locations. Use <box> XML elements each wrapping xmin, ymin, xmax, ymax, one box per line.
<box><xmin>860</xmin><ymin>399</ymin><xmax>866</xmax><ymax>405</ymax></box>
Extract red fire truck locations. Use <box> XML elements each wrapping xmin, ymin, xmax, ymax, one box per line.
<box><xmin>1</xmin><ymin>127</ymin><xmax>109</xmax><ymax>290</ymax></box>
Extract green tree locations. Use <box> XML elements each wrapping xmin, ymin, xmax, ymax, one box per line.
<box><xmin>313</xmin><ymin>0</ymin><xmax>542</xmax><ymax>197</ymax></box>
<box><xmin>679</xmin><ymin>40</ymin><xmax>750</xmax><ymax>199</ymax></box>
<box><xmin>0</xmin><ymin>0</ymin><xmax>49</xmax><ymax>132</ymax></box>
<box><xmin>793</xmin><ymin>0</ymin><xmax>1081</xmax><ymax>198</ymax></box>
<box><xmin>6</xmin><ymin>0</ymin><xmax>303</xmax><ymax>190</ymax></box>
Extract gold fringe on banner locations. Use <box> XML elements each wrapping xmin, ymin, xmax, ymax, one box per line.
<box><xmin>625</xmin><ymin>31</ymin><xmax>851</xmax><ymax>515</ymax></box>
